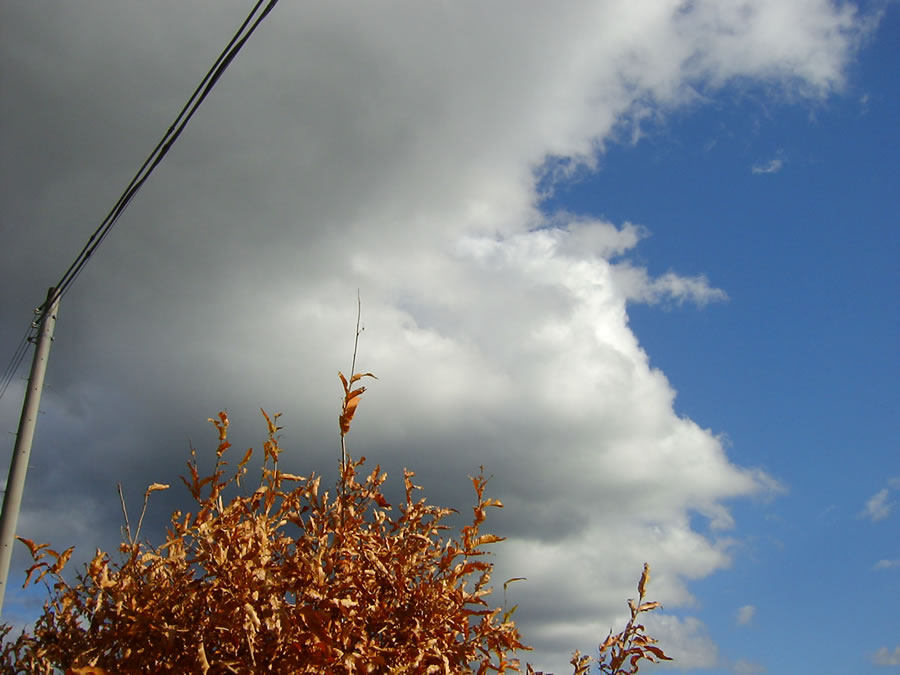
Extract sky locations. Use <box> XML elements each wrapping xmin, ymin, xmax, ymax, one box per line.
<box><xmin>1</xmin><ymin>1</ymin><xmax>898</xmax><ymax>673</ymax></box>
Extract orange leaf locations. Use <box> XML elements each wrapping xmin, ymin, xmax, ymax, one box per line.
<box><xmin>22</xmin><ymin>562</ymin><xmax>47</xmax><ymax>587</ymax></box>
<box><xmin>638</xmin><ymin>562</ymin><xmax>650</xmax><ymax>597</ymax></box>
<box><xmin>278</xmin><ymin>472</ymin><xmax>305</xmax><ymax>481</ymax></box>
<box><xmin>261</xmin><ymin>407</ymin><xmax>273</xmax><ymax>430</ymax></box>
<box><xmin>238</xmin><ymin>447</ymin><xmax>254</xmax><ymax>469</ymax></box>
<box><xmin>599</xmin><ymin>631</ymin><xmax>619</xmax><ymax>651</ymax></box>
<box><xmin>340</xmin><ymin>397</ymin><xmax>363</xmax><ymax>435</ymax></box>
<box><xmin>473</xmin><ymin>534</ymin><xmax>505</xmax><ymax>547</ymax></box>
<box><xmin>52</xmin><ymin>546</ymin><xmax>75</xmax><ymax>574</ymax></box>
<box><xmin>16</xmin><ymin>537</ymin><xmax>46</xmax><ymax>559</ymax></box>
<box><xmin>645</xmin><ymin>645</ymin><xmax>673</xmax><ymax>661</ymax></box>
<box><xmin>345</xmin><ymin>386</ymin><xmax>366</xmax><ymax>402</ymax></box>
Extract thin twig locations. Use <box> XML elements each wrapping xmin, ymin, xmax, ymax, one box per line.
<box><xmin>341</xmin><ymin>291</ymin><xmax>363</xmax><ymax>489</ymax></box>
<box><xmin>134</xmin><ymin>492</ymin><xmax>151</xmax><ymax>545</ymax></box>
<box><xmin>117</xmin><ymin>483</ymin><xmax>132</xmax><ymax>547</ymax></box>
<box><xmin>350</xmin><ymin>290</ymin><xmax>362</xmax><ymax>389</ymax></box>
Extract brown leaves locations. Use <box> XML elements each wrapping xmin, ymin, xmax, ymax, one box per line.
<box><xmin>338</xmin><ymin>371</ymin><xmax>376</xmax><ymax>436</ymax></box>
<box><xmin>1</xmin><ymin>410</ymin><xmax>532</xmax><ymax>674</ymax></box>
<box><xmin>595</xmin><ymin>563</ymin><xmax>672</xmax><ymax>675</ymax></box>
<box><xmin>528</xmin><ymin>565</ymin><xmax>670</xmax><ymax>675</ymax></box>
<box><xmin>17</xmin><ymin>538</ymin><xmax>75</xmax><ymax>588</ymax></box>
<box><xmin>2</xmin><ymin>348</ymin><xmax>669</xmax><ymax>674</ymax></box>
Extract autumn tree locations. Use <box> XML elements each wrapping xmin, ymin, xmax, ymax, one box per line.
<box><xmin>0</xmin><ymin>367</ymin><xmax>669</xmax><ymax>673</ymax></box>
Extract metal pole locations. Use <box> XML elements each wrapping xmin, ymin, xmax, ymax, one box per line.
<box><xmin>0</xmin><ymin>288</ymin><xmax>60</xmax><ymax>614</ymax></box>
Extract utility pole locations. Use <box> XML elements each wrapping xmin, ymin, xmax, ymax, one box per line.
<box><xmin>0</xmin><ymin>288</ymin><xmax>60</xmax><ymax>614</ymax></box>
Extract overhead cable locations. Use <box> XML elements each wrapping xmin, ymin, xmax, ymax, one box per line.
<box><xmin>0</xmin><ymin>0</ymin><xmax>280</xmax><ymax>404</ymax></box>
<box><xmin>0</xmin><ymin>326</ymin><xmax>36</xmax><ymax>402</ymax></box>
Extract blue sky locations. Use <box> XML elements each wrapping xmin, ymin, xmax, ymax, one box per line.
<box><xmin>1</xmin><ymin>1</ymin><xmax>898</xmax><ymax>672</ymax></box>
<box><xmin>539</xmin><ymin>8</ymin><xmax>899</xmax><ymax>671</ymax></box>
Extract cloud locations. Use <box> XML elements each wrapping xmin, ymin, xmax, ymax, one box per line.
<box><xmin>641</xmin><ymin>615</ymin><xmax>719</xmax><ymax>670</ymax></box>
<box><xmin>873</xmin><ymin>560</ymin><xmax>900</xmax><ymax>571</ymax></box>
<box><xmin>736</xmin><ymin>604</ymin><xmax>756</xmax><ymax>626</ymax></box>
<box><xmin>873</xmin><ymin>646</ymin><xmax>900</xmax><ymax>667</ymax></box>
<box><xmin>862</xmin><ymin>488</ymin><xmax>894</xmax><ymax>522</ymax></box>
<box><xmin>611</xmin><ymin>266</ymin><xmax>729</xmax><ymax>307</ymax></box>
<box><xmin>751</xmin><ymin>158</ymin><xmax>783</xmax><ymax>174</ymax></box>
<box><xmin>733</xmin><ymin>659</ymin><xmax>767</xmax><ymax>674</ymax></box>
<box><xmin>0</xmin><ymin>1</ymin><xmax>875</xmax><ymax>670</ymax></box>
<box><xmin>862</xmin><ymin>478</ymin><xmax>900</xmax><ymax>521</ymax></box>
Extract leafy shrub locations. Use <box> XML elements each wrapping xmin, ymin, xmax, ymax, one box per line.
<box><xmin>1</xmin><ymin>369</ymin><xmax>669</xmax><ymax>673</ymax></box>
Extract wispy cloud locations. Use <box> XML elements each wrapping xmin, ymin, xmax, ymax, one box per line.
<box><xmin>872</xmin><ymin>646</ymin><xmax>900</xmax><ymax>666</ymax></box>
<box><xmin>736</xmin><ymin>604</ymin><xmax>756</xmax><ymax>626</ymax></box>
<box><xmin>862</xmin><ymin>488</ymin><xmax>894</xmax><ymax>522</ymax></box>
<box><xmin>610</xmin><ymin>266</ymin><xmax>729</xmax><ymax>307</ymax></box>
<box><xmin>873</xmin><ymin>560</ymin><xmax>900</xmax><ymax>571</ymax></box>
<box><xmin>860</xmin><ymin>92</ymin><xmax>870</xmax><ymax>115</ymax></box>
<box><xmin>751</xmin><ymin>158</ymin><xmax>783</xmax><ymax>174</ymax></box>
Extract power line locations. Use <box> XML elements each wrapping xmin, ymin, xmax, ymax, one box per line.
<box><xmin>0</xmin><ymin>0</ymin><xmax>281</xmax><ymax>404</ymax></box>
<box><xmin>47</xmin><ymin>0</ymin><xmax>280</xmax><ymax>311</ymax></box>
<box><xmin>0</xmin><ymin>326</ymin><xmax>36</xmax><ymax>402</ymax></box>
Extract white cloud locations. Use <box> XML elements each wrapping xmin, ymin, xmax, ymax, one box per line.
<box><xmin>873</xmin><ymin>560</ymin><xmax>900</xmax><ymax>571</ymax></box>
<box><xmin>873</xmin><ymin>646</ymin><xmax>900</xmax><ymax>666</ymax></box>
<box><xmin>734</xmin><ymin>659</ymin><xmax>767</xmax><ymax>674</ymax></box>
<box><xmin>611</xmin><ymin>265</ymin><xmax>729</xmax><ymax>307</ymax></box>
<box><xmin>642</xmin><ymin>615</ymin><xmax>720</xmax><ymax>670</ymax></box>
<box><xmin>556</xmin><ymin>218</ymin><xmax>648</xmax><ymax>260</ymax></box>
<box><xmin>862</xmin><ymin>488</ymin><xmax>894</xmax><ymax>522</ymax></box>
<box><xmin>0</xmin><ymin>1</ymin><xmax>876</xmax><ymax>671</ymax></box>
<box><xmin>736</xmin><ymin>604</ymin><xmax>756</xmax><ymax>626</ymax></box>
<box><xmin>751</xmin><ymin>158</ymin><xmax>783</xmax><ymax>174</ymax></box>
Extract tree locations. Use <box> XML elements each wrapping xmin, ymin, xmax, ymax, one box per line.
<box><xmin>1</xmin><ymin>370</ymin><xmax>669</xmax><ymax>673</ymax></box>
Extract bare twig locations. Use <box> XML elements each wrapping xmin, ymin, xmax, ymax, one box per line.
<box><xmin>134</xmin><ymin>492</ymin><xmax>151</xmax><ymax>545</ymax></box>
<box><xmin>349</xmin><ymin>290</ymin><xmax>362</xmax><ymax>394</ymax></box>
<box><xmin>117</xmin><ymin>483</ymin><xmax>133</xmax><ymax>548</ymax></box>
<box><xmin>341</xmin><ymin>291</ymin><xmax>363</xmax><ymax>489</ymax></box>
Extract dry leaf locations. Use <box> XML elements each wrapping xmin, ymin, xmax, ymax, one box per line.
<box><xmin>638</xmin><ymin>562</ymin><xmax>650</xmax><ymax>597</ymax></box>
